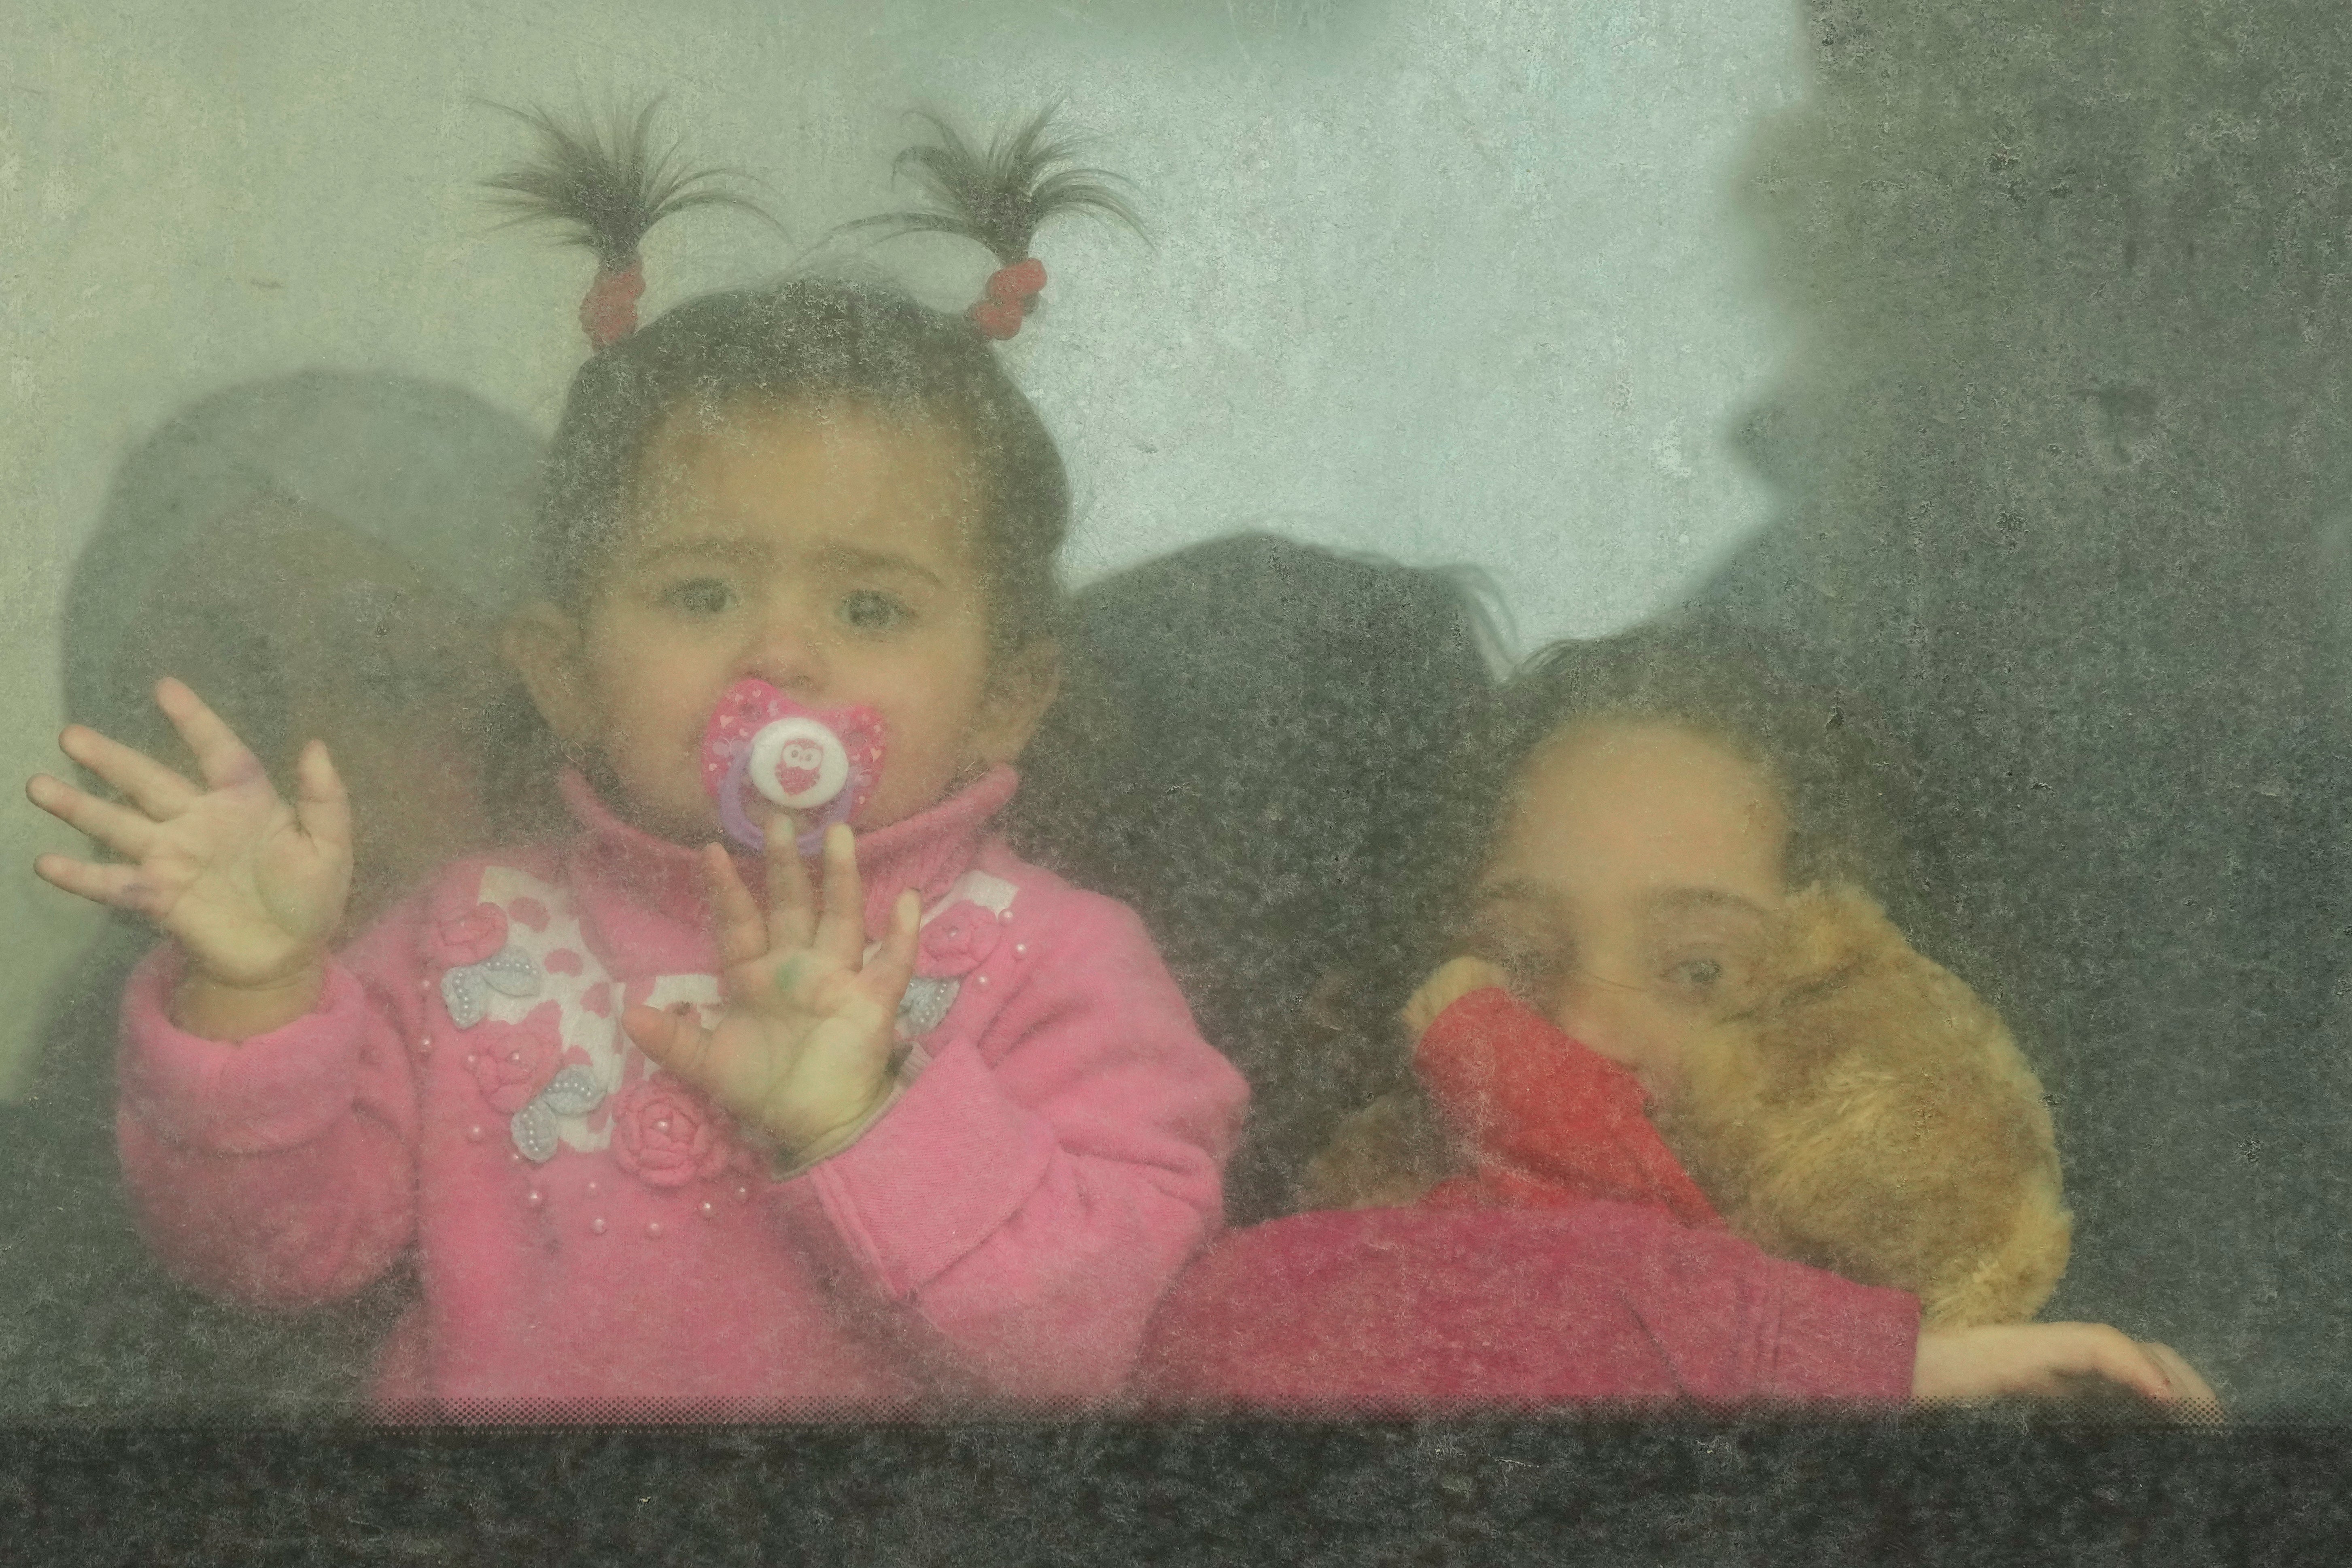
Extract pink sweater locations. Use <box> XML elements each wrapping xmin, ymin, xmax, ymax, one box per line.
<box><xmin>117</xmin><ymin>767</ymin><xmax>1248</xmax><ymax>1416</ymax></box>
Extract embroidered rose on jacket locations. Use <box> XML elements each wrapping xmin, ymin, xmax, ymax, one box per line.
<box><xmin>610</xmin><ymin>1078</ymin><xmax>734</xmax><ymax>1187</ymax></box>
<box><xmin>428</xmin><ymin>901</ymin><xmax>510</xmax><ymax>970</ymax></box>
<box><xmin>467</xmin><ymin>1000</ymin><xmax>563</xmax><ymax>1113</ymax></box>
<box><xmin>917</xmin><ymin>900</ymin><xmax>1001</xmax><ymax>978</ymax></box>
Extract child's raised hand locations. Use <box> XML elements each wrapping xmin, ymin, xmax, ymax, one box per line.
<box><xmin>1402</xmin><ymin>956</ymin><xmax>1512</xmax><ymax>1040</ymax></box>
<box><xmin>28</xmin><ymin>679</ymin><xmax>351</xmax><ymax>1002</ymax></box>
<box><xmin>622</xmin><ymin>821</ymin><xmax>921</xmax><ymax>1166</ymax></box>
<box><xmin>1911</xmin><ymin>1323</ymin><xmax>2220</xmax><ymax>1415</ymax></box>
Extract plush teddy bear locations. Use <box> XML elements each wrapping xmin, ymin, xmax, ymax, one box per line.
<box><xmin>1303</xmin><ymin>884</ymin><xmax>2072</xmax><ymax>1328</ymax></box>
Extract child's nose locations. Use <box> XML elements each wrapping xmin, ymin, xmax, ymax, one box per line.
<box><xmin>739</xmin><ymin>609</ymin><xmax>828</xmax><ymax>696</ymax></box>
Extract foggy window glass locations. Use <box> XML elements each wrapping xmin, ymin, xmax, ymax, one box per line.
<box><xmin>5</xmin><ymin>0</ymin><xmax>2346</xmax><ymax>1430</ymax></box>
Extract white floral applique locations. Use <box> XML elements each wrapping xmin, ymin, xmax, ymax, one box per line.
<box><xmin>442</xmin><ymin>868</ymin><xmax>650</xmax><ymax>1164</ymax></box>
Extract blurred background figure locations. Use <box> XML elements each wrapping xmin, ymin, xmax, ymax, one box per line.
<box><xmin>1012</xmin><ymin>534</ymin><xmax>1500</xmax><ymax>1225</ymax></box>
<box><xmin>2</xmin><ymin>370</ymin><xmax>547</xmax><ymax>1414</ymax></box>
<box><xmin>1700</xmin><ymin>0</ymin><xmax>2352</xmax><ymax>1411</ymax></box>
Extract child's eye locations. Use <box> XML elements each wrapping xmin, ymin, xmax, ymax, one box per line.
<box><xmin>664</xmin><ymin>578</ymin><xmax>734</xmax><ymax>615</ymax></box>
<box><xmin>838</xmin><ymin>590</ymin><xmax>910</xmax><ymax>633</ymax></box>
<box><xmin>1665</xmin><ymin>957</ymin><xmax>1725</xmax><ymax>990</ymax></box>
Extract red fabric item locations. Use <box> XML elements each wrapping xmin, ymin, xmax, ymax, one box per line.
<box><xmin>1134</xmin><ymin>1206</ymin><xmax>1920</xmax><ymax>1412</ymax></box>
<box><xmin>1132</xmin><ymin>987</ymin><xmax>1924</xmax><ymax>1411</ymax></box>
<box><xmin>580</xmin><ymin>263</ymin><xmax>646</xmax><ymax>349</ymax></box>
<box><xmin>1415</xmin><ymin>987</ymin><xmax>1723</xmax><ymax>1229</ymax></box>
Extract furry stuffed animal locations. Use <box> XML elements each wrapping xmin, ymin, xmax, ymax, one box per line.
<box><xmin>1302</xmin><ymin>884</ymin><xmax>2071</xmax><ymax>1328</ymax></box>
<box><xmin>1655</xmin><ymin>883</ymin><xmax>2070</xmax><ymax>1327</ymax></box>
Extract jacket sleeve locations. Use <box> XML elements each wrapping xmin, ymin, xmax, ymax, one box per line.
<box><xmin>766</xmin><ymin>889</ymin><xmax>1249</xmax><ymax>1403</ymax></box>
<box><xmin>1132</xmin><ymin>1206</ymin><xmax>1921</xmax><ymax>1411</ymax></box>
<box><xmin>115</xmin><ymin>908</ymin><xmax>429</xmax><ymax>1310</ymax></box>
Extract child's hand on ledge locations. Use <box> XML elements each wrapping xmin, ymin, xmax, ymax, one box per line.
<box><xmin>623</xmin><ymin>820</ymin><xmax>919</xmax><ymax>1167</ymax></box>
<box><xmin>1912</xmin><ymin>1323</ymin><xmax>2220</xmax><ymax>1415</ymax></box>
<box><xmin>1402</xmin><ymin>956</ymin><xmax>1512</xmax><ymax>1041</ymax></box>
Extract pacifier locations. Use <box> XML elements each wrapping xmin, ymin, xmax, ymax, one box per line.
<box><xmin>698</xmin><ymin>679</ymin><xmax>887</xmax><ymax>856</ymax></box>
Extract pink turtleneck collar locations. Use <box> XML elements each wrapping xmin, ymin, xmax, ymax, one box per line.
<box><xmin>557</xmin><ymin>765</ymin><xmax>1021</xmax><ymax>946</ymax></box>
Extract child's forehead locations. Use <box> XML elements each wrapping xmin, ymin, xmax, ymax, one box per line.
<box><xmin>620</xmin><ymin>394</ymin><xmax>985</xmax><ymax>555</ymax></box>
<box><xmin>1490</xmin><ymin>717</ymin><xmax>1791</xmax><ymax>897</ymax></box>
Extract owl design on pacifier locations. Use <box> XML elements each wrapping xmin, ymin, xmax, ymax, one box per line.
<box><xmin>699</xmin><ymin>679</ymin><xmax>887</xmax><ymax>856</ymax></box>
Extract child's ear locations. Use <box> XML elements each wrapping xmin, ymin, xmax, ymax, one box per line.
<box><xmin>970</xmin><ymin>639</ymin><xmax>1062</xmax><ymax>767</ymax></box>
<box><xmin>501</xmin><ymin>602</ymin><xmax>598</xmax><ymax>750</ymax></box>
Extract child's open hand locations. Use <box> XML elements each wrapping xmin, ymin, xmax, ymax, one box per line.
<box><xmin>27</xmin><ymin>678</ymin><xmax>350</xmax><ymax>1007</ymax></box>
<box><xmin>622</xmin><ymin>820</ymin><xmax>921</xmax><ymax>1167</ymax></box>
<box><xmin>1402</xmin><ymin>956</ymin><xmax>1512</xmax><ymax>1040</ymax></box>
<box><xmin>1912</xmin><ymin>1323</ymin><xmax>2220</xmax><ymax>1415</ymax></box>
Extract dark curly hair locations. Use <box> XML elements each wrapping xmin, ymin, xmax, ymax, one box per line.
<box><xmin>534</xmin><ymin>276</ymin><xmax>1071</xmax><ymax>656</ymax></box>
<box><xmin>1439</xmin><ymin>622</ymin><xmax>1928</xmax><ymax>930</ymax></box>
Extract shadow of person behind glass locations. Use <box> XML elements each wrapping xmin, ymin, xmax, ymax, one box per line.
<box><xmin>1008</xmin><ymin>532</ymin><xmax>1501</xmax><ymax>1226</ymax></box>
<box><xmin>0</xmin><ymin>370</ymin><xmax>555</xmax><ymax>1417</ymax></box>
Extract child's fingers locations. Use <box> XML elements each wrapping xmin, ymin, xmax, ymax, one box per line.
<box><xmin>2046</xmin><ymin>1323</ymin><xmax>2176</xmax><ymax>1403</ymax></box>
<box><xmin>154</xmin><ymin>678</ymin><xmax>270</xmax><ymax>793</ymax></box>
<box><xmin>32</xmin><ymin>852</ymin><xmax>165</xmax><ymax>915</ymax></box>
<box><xmin>621</xmin><ymin>1002</ymin><xmax>713</xmax><ymax>1082</ymax></box>
<box><xmin>810</xmin><ymin>823</ymin><xmax>866</xmax><ymax>965</ymax></box>
<box><xmin>290</xmin><ymin>741</ymin><xmax>350</xmax><ymax>856</ymax></box>
<box><xmin>1402</xmin><ymin>957</ymin><xmax>1509</xmax><ymax>1038</ymax></box>
<box><xmin>55</xmin><ymin>725</ymin><xmax>198</xmax><ymax>819</ymax></box>
<box><xmin>2143</xmin><ymin>1342</ymin><xmax>2221</xmax><ymax>1410</ymax></box>
<box><xmin>701</xmin><ymin>844</ymin><xmax>769</xmax><ymax>967</ymax></box>
<box><xmin>860</xmin><ymin>889</ymin><xmax>921</xmax><ymax>1008</ymax></box>
<box><xmin>764</xmin><ymin>817</ymin><xmax>818</xmax><ymax>953</ymax></box>
<box><xmin>25</xmin><ymin>774</ymin><xmax>161</xmax><ymax>861</ymax></box>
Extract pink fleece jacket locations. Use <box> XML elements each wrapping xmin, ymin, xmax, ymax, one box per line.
<box><xmin>116</xmin><ymin>766</ymin><xmax>1248</xmax><ymax>1416</ymax></box>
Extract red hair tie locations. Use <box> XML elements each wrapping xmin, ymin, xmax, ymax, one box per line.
<box><xmin>580</xmin><ymin>263</ymin><xmax>646</xmax><ymax>350</ymax></box>
<box><xmin>968</xmin><ymin>258</ymin><xmax>1047</xmax><ymax>340</ymax></box>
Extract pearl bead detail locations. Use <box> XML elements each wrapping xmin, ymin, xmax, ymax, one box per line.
<box><xmin>996</xmin><ymin>908</ymin><xmax>1013</xmax><ymax>925</ymax></box>
<box><xmin>590</xmin><ymin>1217</ymin><xmax>607</xmax><ymax>1235</ymax></box>
<box><xmin>1013</xmin><ymin>944</ymin><xmax>1027</xmax><ymax>958</ymax></box>
<box><xmin>526</xmin><ymin>1190</ymin><xmax>543</xmax><ymax>1207</ymax></box>
<box><xmin>700</xmin><ymin>1200</ymin><xmax>717</xmax><ymax>1218</ymax></box>
<box><xmin>974</xmin><ymin>974</ymin><xmax>989</xmax><ymax>989</ymax></box>
<box><xmin>466</xmin><ymin>1125</ymin><xmax>484</xmax><ymax>1142</ymax></box>
<box><xmin>734</xmin><ymin>1185</ymin><xmax>751</xmax><ymax>1202</ymax></box>
<box><xmin>646</xmin><ymin>1222</ymin><xmax>664</xmax><ymax>1238</ymax></box>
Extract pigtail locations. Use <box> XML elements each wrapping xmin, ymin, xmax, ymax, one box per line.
<box><xmin>851</xmin><ymin>109</ymin><xmax>1141</xmax><ymax>339</ymax></box>
<box><xmin>482</xmin><ymin>102</ymin><xmax>760</xmax><ymax>349</ymax></box>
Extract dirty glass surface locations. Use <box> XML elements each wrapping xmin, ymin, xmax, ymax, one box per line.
<box><xmin>4</xmin><ymin>0</ymin><xmax>2347</xmax><ymax>1431</ymax></box>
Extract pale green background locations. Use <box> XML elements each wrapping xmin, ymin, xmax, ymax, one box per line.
<box><xmin>0</xmin><ymin>0</ymin><xmax>1803</xmax><ymax>1091</ymax></box>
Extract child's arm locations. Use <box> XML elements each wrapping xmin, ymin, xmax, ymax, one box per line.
<box><xmin>27</xmin><ymin>679</ymin><xmax>420</xmax><ymax>1307</ymax></box>
<box><xmin>1135</xmin><ymin>1205</ymin><xmax>2218</xmax><ymax>1414</ymax></box>
<box><xmin>28</xmin><ymin>679</ymin><xmax>352</xmax><ymax>1040</ymax></box>
<box><xmin>623</xmin><ymin>822</ymin><xmax>1243</xmax><ymax>1401</ymax></box>
<box><xmin>114</xmin><ymin>910</ymin><xmax>427</xmax><ymax>1308</ymax></box>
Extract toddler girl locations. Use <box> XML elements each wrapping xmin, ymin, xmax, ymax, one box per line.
<box><xmin>26</xmin><ymin>110</ymin><xmax>1246</xmax><ymax>1414</ymax></box>
<box><xmin>1142</xmin><ymin>628</ymin><xmax>2210</xmax><ymax>1409</ymax></box>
